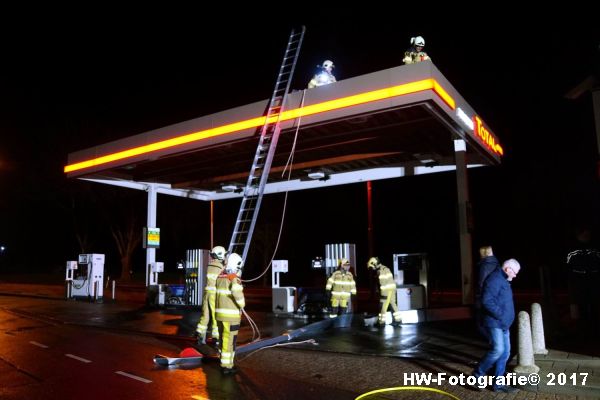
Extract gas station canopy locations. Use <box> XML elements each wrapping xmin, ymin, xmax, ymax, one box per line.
<box><xmin>65</xmin><ymin>62</ymin><xmax>502</xmax><ymax>199</ymax></box>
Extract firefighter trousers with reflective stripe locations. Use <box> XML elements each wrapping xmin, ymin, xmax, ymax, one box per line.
<box><xmin>197</xmin><ymin>291</ymin><xmax>219</xmax><ymax>339</ymax></box>
<box><xmin>379</xmin><ymin>290</ymin><xmax>401</xmax><ymax>323</ymax></box>
<box><xmin>330</xmin><ymin>296</ymin><xmax>350</xmax><ymax>318</ymax></box>
<box><xmin>218</xmin><ymin>320</ymin><xmax>240</xmax><ymax>369</ymax></box>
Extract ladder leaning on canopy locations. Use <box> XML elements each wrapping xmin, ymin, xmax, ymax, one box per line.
<box><xmin>227</xmin><ymin>26</ymin><xmax>306</xmax><ymax>270</ymax></box>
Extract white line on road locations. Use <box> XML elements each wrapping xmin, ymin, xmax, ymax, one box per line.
<box><xmin>65</xmin><ymin>354</ymin><xmax>92</xmax><ymax>363</ymax></box>
<box><xmin>115</xmin><ymin>371</ymin><xmax>152</xmax><ymax>384</ymax></box>
<box><xmin>29</xmin><ymin>341</ymin><xmax>49</xmax><ymax>348</ymax></box>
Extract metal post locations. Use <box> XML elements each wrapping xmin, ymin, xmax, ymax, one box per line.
<box><xmin>454</xmin><ymin>139</ymin><xmax>474</xmax><ymax>305</ymax></box>
<box><xmin>592</xmin><ymin>89</ymin><xmax>600</xmax><ymax>178</ymax></box>
<box><xmin>112</xmin><ymin>280</ymin><xmax>116</xmax><ymax>300</ymax></box>
<box><xmin>210</xmin><ymin>200</ymin><xmax>214</xmax><ymax>249</ymax></box>
<box><xmin>146</xmin><ymin>184</ymin><xmax>157</xmax><ymax>287</ymax></box>
<box><xmin>367</xmin><ymin>181</ymin><xmax>374</xmax><ymax>257</ymax></box>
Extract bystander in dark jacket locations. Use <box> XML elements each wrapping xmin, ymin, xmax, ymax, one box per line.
<box><xmin>481</xmin><ymin>267</ymin><xmax>516</xmax><ymax>330</ymax></box>
<box><xmin>475</xmin><ymin>246</ymin><xmax>500</xmax><ymax>339</ymax></box>
<box><xmin>473</xmin><ymin>259</ymin><xmax>521</xmax><ymax>393</ymax></box>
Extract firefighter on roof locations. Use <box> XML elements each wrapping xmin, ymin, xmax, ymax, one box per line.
<box><xmin>308</xmin><ymin>59</ymin><xmax>337</xmax><ymax>88</ymax></box>
<box><xmin>403</xmin><ymin>36</ymin><xmax>431</xmax><ymax>65</ymax></box>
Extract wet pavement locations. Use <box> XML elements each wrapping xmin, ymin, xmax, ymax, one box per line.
<box><xmin>1</xmin><ymin>282</ymin><xmax>599</xmax><ymax>399</ymax></box>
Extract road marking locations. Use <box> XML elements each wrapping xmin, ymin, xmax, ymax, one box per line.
<box><xmin>29</xmin><ymin>341</ymin><xmax>49</xmax><ymax>348</ymax></box>
<box><xmin>115</xmin><ymin>371</ymin><xmax>152</xmax><ymax>384</ymax></box>
<box><xmin>65</xmin><ymin>354</ymin><xmax>92</xmax><ymax>363</ymax></box>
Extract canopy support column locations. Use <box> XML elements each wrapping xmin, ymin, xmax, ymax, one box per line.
<box><xmin>455</xmin><ymin>139</ymin><xmax>474</xmax><ymax>305</ymax></box>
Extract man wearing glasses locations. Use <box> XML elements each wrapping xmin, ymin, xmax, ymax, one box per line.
<box><xmin>472</xmin><ymin>258</ymin><xmax>521</xmax><ymax>393</ymax></box>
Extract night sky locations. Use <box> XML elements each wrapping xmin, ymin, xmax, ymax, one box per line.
<box><xmin>0</xmin><ymin>9</ymin><xmax>599</xmax><ymax>289</ymax></box>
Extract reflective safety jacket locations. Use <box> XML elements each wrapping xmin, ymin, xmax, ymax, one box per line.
<box><xmin>215</xmin><ymin>273</ymin><xmax>245</xmax><ymax>322</ymax></box>
<box><xmin>377</xmin><ymin>265</ymin><xmax>396</xmax><ymax>296</ymax></box>
<box><xmin>326</xmin><ymin>270</ymin><xmax>357</xmax><ymax>298</ymax></box>
<box><xmin>403</xmin><ymin>49</ymin><xmax>431</xmax><ymax>65</ymax></box>
<box><xmin>308</xmin><ymin>70</ymin><xmax>337</xmax><ymax>88</ymax></box>
<box><xmin>205</xmin><ymin>260</ymin><xmax>224</xmax><ymax>294</ymax></box>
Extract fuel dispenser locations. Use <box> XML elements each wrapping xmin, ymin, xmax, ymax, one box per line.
<box><xmin>155</xmin><ymin>249</ymin><xmax>209</xmax><ymax>306</ymax></box>
<box><xmin>393</xmin><ymin>253</ymin><xmax>428</xmax><ymax>310</ymax></box>
<box><xmin>146</xmin><ymin>261</ymin><xmax>165</xmax><ymax>306</ymax></box>
<box><xmin>149</xmin><ymin>262</ymin><xmax>164</xmax><ymax>286</ymax></box>
<box><xmin>65</xmin><ymin>254</ymin><xmax>105</xmax><ymax>302</ymax></box>
<box><xmin>184</xmin><ymin>249</ymin><xmax>209</xmax><ymax>306</ymax></box>
<box><xmin>272</xmin><ymin>260</ymin><xmax>296</xmax><ymax>313</ymax></box>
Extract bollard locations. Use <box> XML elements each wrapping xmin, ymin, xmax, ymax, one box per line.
<box><xmin>531</xmin><ymin>303</ymin><xmax>548</xmax><ymax>355</ymax></box>
<box><xmin>112</xmin><ymin>280</ymin><xmax>116</xmax><ymax>300</ymax></box>
<box><xmin>514</xmin><ymin>311</ymin><xmax>540</xmax><ymax>373</ymax></box>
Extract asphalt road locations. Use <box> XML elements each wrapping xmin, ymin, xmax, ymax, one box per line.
<box><xmin>2</xmin><ymin>282</ymin><xmax>599</xmax><ymax>399</ymax></box>
<box><xmin>0</xmin><ymin>296</ymin><xmax>355</xmax><ymax>400</ymax></box>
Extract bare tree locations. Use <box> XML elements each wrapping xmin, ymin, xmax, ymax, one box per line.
<box><xmin>110</xmin><ymin>214</ymin><xmax>142</xmax><ymax>282</ymax></box>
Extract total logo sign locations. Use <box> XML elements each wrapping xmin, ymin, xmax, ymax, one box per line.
<box><xmin>474</xmin><ymin>116</ymin><xmax>503</xmax><ymax>156</ymax></box>
<box><xmin>455</xmin><ymin>108</ymin><xmax>503</xmax><ymax>157</ymax></box>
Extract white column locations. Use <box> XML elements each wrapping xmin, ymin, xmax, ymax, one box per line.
<box><xmin>531</xmin><ymin>303</ymin><xmax>548</xmax><ymax>355</ymax></box>
<box><xmin>454</xmin><ymin>139</ymin><xmax>474</xmax><ymax>305</ymax></box>
<box><xmin>515</xmin><ymin>311</ymin><xmax>540</xmax><ymax>373</ymax></box>
<box><xmin>146</xmin><ymin>184</ymin><xmax>157</xmax><ymax>287</ymax></box>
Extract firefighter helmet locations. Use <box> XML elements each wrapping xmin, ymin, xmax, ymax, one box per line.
<box><xmin>210</xmin><ymin>246</ymin><xmax>226</xmax><ymax>261</ymax></box>
<box><xmin>322</xmin><ymin>60</ymin><xmax>334</xmax><ymax>70</ymax></box>
<box><xmin>339</xmin><ymin>258</ymin><xmax>350</xmax><ymax>267</ymax></box>
<box><xmin>367</xmin><ymin>257</ymin><xmax>380</xmax><ymax>269</ymax></box>
<box><xmin>411</xmin><ymin>36</ymin><xmax>425</xmax><ymax>47</ymax></box>
<box><xmin>225</xmin><ymin>252</ymin><xmax>243</xmax><ymax>274</ymax></box>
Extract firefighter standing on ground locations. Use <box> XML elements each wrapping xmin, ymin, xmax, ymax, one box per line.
<box><xmin>368</xmin><ymin>257</ymin><xmax>401</xmax><ymax>325</ymax></box>
<box><xmin>215</xmin><ymin>252</ymin><xmax>245</xmax><ymax>374</ymax></box>
<box><xmin>196</xmin><ymin>246</ymin><xmax>226</xmax><ymax>344</ymax></box>
<box><xmin>325</xmin><ymin>258</ymin><xmax>356</xmax><ymax>318</ymax></box>
<box><xmin>402</xmin><ymin>36</ymin><xmax>431</xmax><ymax>65</ymax></box>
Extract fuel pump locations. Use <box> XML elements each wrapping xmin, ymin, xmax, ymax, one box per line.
<box><xmin>393</xmin><ymin>253</ymin><xmax>428</xmax><ymax>310</ymax></box>
<box><xmin>146</xmin><ymin>261</ymin><xmax>165</xmax><ymax>306</ymax></box>
<box><xmin>272</xmin><ymin>260</ymin><xmax>296</xmax><ymax>313</ymax></box>
<box><xmin>65</xmin><ymin>261</ymin><xmax>77</xmax><ymax>299</ymax></box>
<box><xmin>148</xmin><ymin>262</ymin><xmax>164</xmax><ymax>286</ymax></box>
<box><xmin>67</xmin><ymin>254</ymin><xmax>105</xmax><ymax>302</ymax></box>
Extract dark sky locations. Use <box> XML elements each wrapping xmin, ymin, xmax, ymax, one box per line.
<box><xmin>0</xmin><ymin>9</ymin><xmax>599</xmax><ymax>286</ymax></box>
